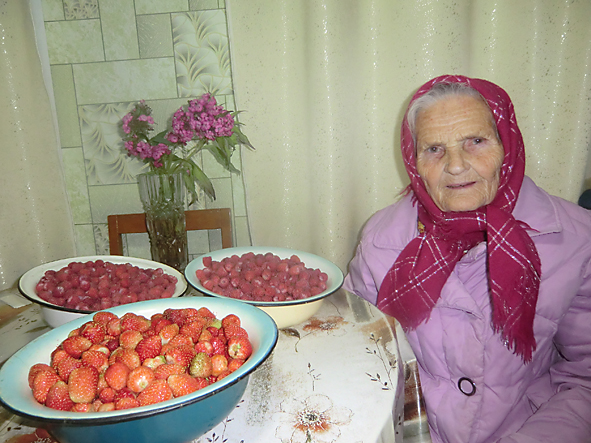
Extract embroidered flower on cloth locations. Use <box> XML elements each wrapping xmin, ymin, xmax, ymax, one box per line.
<box><xmin>302</xmin><ymin>316</ymin><xmax>346</xmax><ymax>334</ymax></box>
<box><xmin>275</xmin><ymin>394</ymin><xmax>353</xmax><ymax>443</ymax></box>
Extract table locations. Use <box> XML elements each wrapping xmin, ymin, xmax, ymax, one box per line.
<box><xmin>0</xmin><ymin>288</ymin><xmax>404</xmax><ymax>443</ymax></box>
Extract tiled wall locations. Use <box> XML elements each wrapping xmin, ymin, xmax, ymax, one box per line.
<box><xmin>41</xmin><ymin>0</ymin><xmax>251</xmax><ymax>261</ymax></box>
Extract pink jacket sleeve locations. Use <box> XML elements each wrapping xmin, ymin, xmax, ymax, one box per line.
<box><xmin>497</xmin><ymin>261</ymin><xmax>591</xmax><ymax>443</ymax></box>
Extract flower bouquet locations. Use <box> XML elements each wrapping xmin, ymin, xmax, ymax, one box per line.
<box><xmin>120</xmin><ymin>94</ymin><xmax>253</xmax><ymax>271</ymax></box>
<box><xmin>122</xmin><ymin>93</ymin><xmax>253</xmax><ymax>204</ymax></box>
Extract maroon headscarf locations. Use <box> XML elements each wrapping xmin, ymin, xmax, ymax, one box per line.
<box><xmin>377</xmin><ymin>75</ymin><xmax>541</xmax><ymax>362</ymax></box>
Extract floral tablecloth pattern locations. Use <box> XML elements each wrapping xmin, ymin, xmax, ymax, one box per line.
<box><xmin>0</xmin><ymin>290</ymin><xmax>403</xmax><ymax>443</ymax></box>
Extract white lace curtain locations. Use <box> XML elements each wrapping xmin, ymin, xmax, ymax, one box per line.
<box><xmin>228</xmin><ymin>0</ymin><xmax>591</xmax><ymax>271</ymax></box>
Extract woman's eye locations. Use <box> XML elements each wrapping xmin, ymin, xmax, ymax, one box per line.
<box><xmin>472</xmin><ymin>138</ymin><xmax>484</xmax><ymax>145</ymax></box>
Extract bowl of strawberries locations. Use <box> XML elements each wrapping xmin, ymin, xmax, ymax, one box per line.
<box><xmin>0</xmin><ymin>297</ymin><xmax>277</xmax><ymax>443</ymax></box>
<box><xmin>185</xmin><ymin>246</ymin><xmax>344</xmax><ymax>329</ymax></box>
<box><xmin>19</xmin><ymin>256</ymin><xmax>187</xmax><ymax>328</ymax></box>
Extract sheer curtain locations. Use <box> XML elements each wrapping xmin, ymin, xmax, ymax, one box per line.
<box><xmin>228</xmin><ymin>0</ymin><xmax>591</xmax><ymax>271</ymax></box>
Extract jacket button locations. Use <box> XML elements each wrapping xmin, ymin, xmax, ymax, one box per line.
<box><xmin>458</xmin><ymin>377</ymin><xmax>476</xmax><ymax>396</ymax></box>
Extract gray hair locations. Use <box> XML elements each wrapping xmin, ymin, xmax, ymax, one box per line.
<box><xmin>406</xmin><ymin>82</ymin><xmax>494</xmax><ymax>143</ymax></box>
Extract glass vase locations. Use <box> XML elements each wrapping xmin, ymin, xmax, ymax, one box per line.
<box><xmin>137</xmin><ymin>172</ymin><xmax>188</xmax><ymax>271</ymax></box>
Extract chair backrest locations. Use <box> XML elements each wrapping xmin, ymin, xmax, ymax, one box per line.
<box><xmin>107</xmin><ymin>208</ymin><xmax>232</xmax><ymax>255</ymax></box>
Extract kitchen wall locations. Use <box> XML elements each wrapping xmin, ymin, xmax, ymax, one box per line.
<box><xmin>40</xmin><ymin>0</ymin><xmax>251</xmax><ymax>261</ymax></box>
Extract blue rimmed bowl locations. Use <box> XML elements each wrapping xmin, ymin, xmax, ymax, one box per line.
<box><xmin>185</xmin><ymin>246</ymin><xmax>344</xmax><ymax>329</ymax></box>
<box><xmin>0</xmin><ymin>297</ymin><xmax>278</xmax><ymax>443</ymax></box>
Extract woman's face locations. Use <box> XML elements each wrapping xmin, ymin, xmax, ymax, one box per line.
<box><xmin>415</xmin><ymin>94</ymin><xmax>505</xmax><ymax>212</ymax></box>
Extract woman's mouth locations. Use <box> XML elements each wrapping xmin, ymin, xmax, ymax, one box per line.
<box><xmin>447</xmin><ymin>181</ymin><xmax>476</xmax><ymax>189</ymax></box>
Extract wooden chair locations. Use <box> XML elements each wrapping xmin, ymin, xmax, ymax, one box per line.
<box><xmin>107</xmin><ymin>208</ymin><xmax>233</xmax><ymax>255</ymax></box>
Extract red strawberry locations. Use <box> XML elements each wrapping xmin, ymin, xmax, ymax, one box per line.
<box><xmin>88</xmin><ymin>343</ymin><xmax>110</xmax><ymax>355</ymax></box>
<box><xmin>223</xmin><ymin>324</ymin><xmax>249</xmax><ymax>340</ymax></box>
<box><xmin>211</xmin><ymin>354</ymin><xmax>228</xmax><ymax>377</ymax></box>
<box><xmin>28</xmin><ymin>363</ymin><xmax>54</xmax><ymax>389</ymax></box>
<box><xmin>165</xmin><ymin>345</ymin><xmax>196</xmax><ymax>367</ymax></box>
<box><xmin>120</xmin><ymin>313</ymin><xmax>151</xmax><ymax>332</ymax></box>
<box><xmin>168</xmin><ymin>334</ymin><xmax>193</xmax><ymax>348</ymax></box>
<box><xmin>113</xmin><ymin>348</ymin><xmax>141</xmax><ymax>370</ymax></box>
<box><xmin>180</xmin><ymin>319</ymin><xmax>206</xmax><ymax>342</ymax></box>
<box><xmin>197</xmin><ymin>307</ymin><xmax>215</xmax><ymax>319</ymax></box>
<box><xmin>189</xmin><ymin>353</ymin><xmax>212</xmax><ymax>378</ymax></box>
<box><xmin>159</xmin><ymin>323</ymin><xmax>179</xmax><ymax>344</ymax></box>
<box><xmin>45</xmin><ymin>380</ymin><xmax>75</xmax><ymax>411</ymax></box>
<box><xmin>114</xmin><ymin>387</ymin><xmax>136</xmax><ymax>401</ymax></box>
<box><xmin>210</xmin><ymin>337</ymin><xmax>226</xmax><ymax>356</ymax></box>
<box><xmin>50</xmin><ymin>348</ymin><xmax>69</xmax><ymax>370</ymax></box>
<box><xmin>32</xmin><ymin>370</ymin><xmax>60</xmax><ymax>404</ymax></box>
<box><xmin>71</xmin><ymin>402</ymin><xmax>94</xmax><ymax>412</ymax></box>
<box><xmin>68</xmin><ymin>366</ymin><xmax>99</xmax><ymax>403</ymax></box>
<box><xmin>142</xmin><ymin>355</ymin><xmax>166</xmax><ymax>370</ymax></box>
<box><xmin>194</xmin><ymin>340</ymin><xmax>213</xmax><ymax>357</ymax></box>
<box><xmin>127</xmin><ymin>366</ymin><xmax>155</xmax><ymax>393</ymax></box>
<box><xmin>98</xmin><ymin>387</ymin><xmax>116</xmax><ymax>403</ymax></box>
<box><xmin>136</xmin><ymin>335</ymin><xmax>162</xmax><ymax>362</ymax></box>
<box><xmin>93</xmin><ymin>311</ymin><xmax>118</xmax><ymax>326</ymax></box>
<box><xmin>115</xmin><ymin>397</ymin><xmax>140</xmax><ymax>410</ymax></box>
<box><xmin>97</xmin><ymin>402</ymin><xmax>115</xmax><ymax>412</ymax></box>
<box><xmin>154</xmin><ymin>363</ymin><xmax>186</xmax><ymax>380</ymax></box>
<box><xmin>81</xmin><ymin>350</ymin><xmax>109</xmax><ymax>373</ymax></box>
<box><xmin>80</xmin><ymin>321</ymin><xmax>106</xmax><ymax>344</ymax></box>
<box><xmin>57</xmin><ymin>356</ymin><xmax>84</xmax><ymax>382</ymax></box>
<box><xmin>221</xmin><ymin>314</ymin><xmax>241</xmax><ymax>328</ymax></box>
<box><xmin>227</xmin><ymin>337</ymin><xmax>252</xmax><ymax>360</ymax></box>
<box><xmin>106</xmin><ymin>318</ymin><xmax>122</xmax><ymax>337</ymax></box>
<box><xmin>103</xmin><ymin>337</ymin><xmax>120</xmax><ymax>352</ymax></box>
<box><xmin>119</xmin><ymin>330</ymin><xmax>143</xmax><ymax>349</ymax></box>
<box><xmin>104</xmin><ymin>362</ymin><xmax>130</xmax><ymax>390</ymax></box>
<box><xmin>167</xmin><ymin>373</ymin><xmax>201</xmax><ymax>397</ymax></box>
<box><xmin>137</xmin><ymin>379</ymin><xmax>173</xmax><ymax>406</ymax></box>
<box><xmin>227</xmin><ymin>358</ymin><xmax>245</xmax><ymax>373</ymax></box>
<box><xmin>62</xmin><ymin>335</ymin><xmax>92</xmax><ymax>358</ymax></box>
<box><xmin>151</xmin><ymin>317</ymin><xmax>173</xmax><ymax>334</ymax></box>
<box><xmin>198</xmin><ymin>329</ymin><xmax>213</xmax><ymax>342</ymax></box>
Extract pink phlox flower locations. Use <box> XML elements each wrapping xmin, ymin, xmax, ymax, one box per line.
<box><xmin>151</xmin><ymin>143</ymin><xmax>170</xmax><ymax>161</ymax></box>
<box><xmin>135</xmin><ymin>140</ymin><xmax>152</xmax><ymax>159</ymax></box>
<box><xmin>122</xmin><ymin>113</ymin><xmax>134</xmax><ymax>134</ymax></box>
<box><xmin>137</xmin><ymin>114</ymin><xmax>155</xmax><ymax>124</ymax></box>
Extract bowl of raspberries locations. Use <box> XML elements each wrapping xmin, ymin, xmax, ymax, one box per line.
<box><xmin>185</xmin><ymin>246</ymin><xmax>344</xmax><ymax>329</ymax></box>
<box><xmin>0</xmin><ymin>297</ymin><xmax>278</xmax><ymax>443</ymax></box>
<box><xmin>19</xmin><ymin>256</ymin><xmax>187</xmax><ymax>328</ymax></box>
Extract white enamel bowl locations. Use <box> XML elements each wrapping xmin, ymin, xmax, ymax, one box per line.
<box><xmin>185</xmin><ymin>246</ymin><xmax>344</xmax><ymax>329</ymax></box>
<box><xmin>0</xmin><ymin>297</ymin><xmax>278</xmax><ymax>443</ymax></box>
<box><xmin>19</xmin><ymin>256</ymin><xmax>187</xmax><ymax>328</ymax></box>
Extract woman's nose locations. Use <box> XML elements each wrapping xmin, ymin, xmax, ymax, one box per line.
<box><xmin>445</xmin><ymin>149</ymin><xmax>469</xmax><ymax>175</ymax></box>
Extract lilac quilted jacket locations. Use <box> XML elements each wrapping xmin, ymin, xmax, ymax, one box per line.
<box><xmin>345</xmin><ymin>177</ymin><xmax>591</xmax><ymax>443</ymax></box>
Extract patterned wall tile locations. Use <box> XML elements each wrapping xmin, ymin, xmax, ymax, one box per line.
<box><xmin>99</xmin><ymin>0</ymin><xmax>140</xmax><ymax>61</ymax></box>
<box><xmin>208</xmin><ymin>177</ymin><xmax>233</xmax><ymax>209</ymax></box>
<box><xmin>172</xmin><ymin>11</ymin><xmax>232</xmax><ymax>97</ymax></box>
<box><xmin>41</xmin><ymin>0</ymin><xmax>66</xmax><ymax>21</ymax></box>
<box><xmin>125</xmin><ymin>232</ymin><xmax>151</xmax><ymax>260</ymax></box>
<box><xmin>50</xmin><ymin>65</ymin><xmax>81</xmax><ymax>147</ymax></box>
<box><xmin>137</xmin><ymin>14</ymin><xmax>174</xmax><ymax>58</ymax></box>
<box><xmin>135</xmin><ymin>0</ymin><xmax>189</xmax><ymax>15</ymax></box>
<box><xmin>189</xmin><ymin>0</ymin><xmax>219</xmax><ymax>11</ymax></box>
<box><xmin>93</xmin><ymin>224</ymin><xmax>110</xmax><ymax>255</ymax></box>
<box><xmin>61</xmin><ymin>147</ymin><xmax>92</xmax><ymax>224</ymax></box>
<box><xmin>79</xmin><ymin>103</ymin><xmax>145</xmax><ymax>185</ymax></box>
<box><xmin>63</xmin><ymin>0</ymin><xmax>99</xmax><ymax>19</ymax></box>
<box><xmin>45</xmin><ymin>19</ymin><xmax>104</xmax><ymax>64</ymax></box>
<box><xmin>72</xmin><ymin>58</ymin><xmax>177</xmax><ymax>104</ymax></box>
<box><xmin>74</xmin><ymin>224</ymin><xmax>97</xmax><ymax>256</ymax></box>
<box><xmin>231</xmin><ymin>169</ymin><xmax>247</xmax><ymax>217</ymax></box>
<box><xmin>234</xmin><ymin>215</ymin><xmax>250</xmax><ymax>247</ymax></box>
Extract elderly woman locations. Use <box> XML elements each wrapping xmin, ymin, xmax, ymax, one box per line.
<box><xmin>344</xmin><ymin>75</ymin><xmax>591</xmax><ymax>443</ymax></box>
